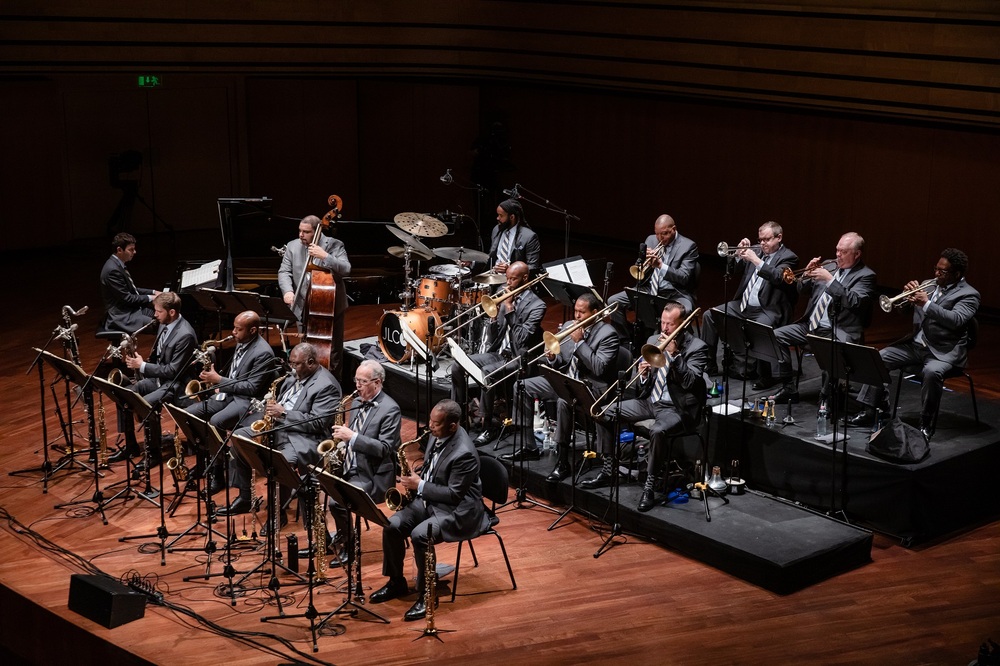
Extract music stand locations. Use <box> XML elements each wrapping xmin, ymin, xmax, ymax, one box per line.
<box><xmin>625</xmin><ymin>288</ymin><xmax>670</xmax><ymax>333</ymax></box>
<box><xmin>11</xmin><ymin>342</ymin><xmax>62</xmax><ymax>491</ymax></box>
<box><xmin>162</xmin><ymin>405</ymin><xmax>227</xmax><ymax>555</ymax></box>
<box><xmin>34</xmin><ymin>350</ymin><xmax>98</xmax><ymax>477</ymax></box>
<box><xmin>92</xmin><ymin>376</ymin><xmax>161</xmax><ymax>509</ymax></box>
<box><xmin>189</xmin><ymin>289</ymin><xmax>226</xmax><ymax>334</ymax></box>
<box><xmin>807</xmin><ymin>335</ymin><xmax>891</xmax><ymax>515</ymax></box>
<box><xmin>316</xmin><ymin>472</ymin><xmax>391</xmax><ymax>626</ymax></box>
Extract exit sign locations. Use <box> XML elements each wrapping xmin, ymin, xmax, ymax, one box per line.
<box><xmin>138</xmin><ymin>75</ymin><xmax>162</xmax><ymax>88</ymax></box>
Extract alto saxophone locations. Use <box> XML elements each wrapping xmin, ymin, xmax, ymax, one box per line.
<box><xmin>166</xmin><ymin>424</ymin><xmax>189</xmax><ymax>483</ymax></box>
<box><xmin>250</xmin><ymin>371</ymin><xmax>291</xmax><ymax>441</ymax></box>
<box><xmin>385</xmin><ymin>430</ymin><xmax>428</xmax><ymax>511</ymax></box>
<box><xmin>317</xmin><ymin>390</ymin><xmax>358</xmax><ymax>477</ymax></box>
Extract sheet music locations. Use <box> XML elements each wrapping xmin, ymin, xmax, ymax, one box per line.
<box><xmin>180</xmin><ymin>260</ymin><xmax>222</xmax><ymax>289</ymax></box>
<box><xmin>446</xmin><ymin>338</ymin><xmax>487</xmax><ymax>387</ymax></box>
<box><xmin>542</xmin><ymin>255</ymin><xmax>593</xmax><ymax>287</ymax></box>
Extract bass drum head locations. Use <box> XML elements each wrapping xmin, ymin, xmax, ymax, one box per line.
<box><xmin>378</xmin><ymin>309</ymin><xmax>442</xmax><ymax>364</ymax></box>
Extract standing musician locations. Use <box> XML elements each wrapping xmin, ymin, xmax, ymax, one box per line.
<box><xmin>763</xmin><ymin>232</ymin><xmax>876</xmax><ymax>404</ymax></box>
<box><xmin>596</xmin><ymin>302</ymin><xmax>709</xmax><ymax>512</ymax></box>
<box><xmin>100</xmin><ymin>232</ymin><xmax>161</xmax><ymax>333</ymax></box>
<box><xmin>369</xmin><ymin>399</ymin><xmax>489</xmax><ymax>622</ymax></box>
<box><xmin>849</xmin><ymin>248</ymin><xmax>979</xmax><ymax>441</ymax></box>
<box><xmin>278</xmin><ymin>214</ymin><xmax>352</xmax><ymax>377</ymax></box>
<box><xmin>312</xmin><ymin>359</ymin><xmax>399</xmax><ymax>565</ymax></box>
<box><xmin>608</xmin><ymin>214</ymin><xmax>699</xmax><ymax>338</ymax></box>
<box><xmin>503</xmin><ymin>293</ymin><xmax>620</xmax><ymax>485</ymax></box>
<box><xmin>220</xmin><ymin>342</ymin><xmax>341</xmax><ymax>528</ymax></box>
<box><xmin>110</xmin><ymin>292</ymin><xmax>197</xmax><ymax>463</ymax></box>
<box><xmin>450</xmin><ymin>261</ymin><xmax>546</xmax><ymax>445</ymax></box>
<box><xmin>489</xmin><ymin>198</ymin><xmax>541</xmax><ymax>275</ymax></box>
<box><xmin>700</xmin><ymin>221</ymin><xmax>798</xmax><ymax>377</ymax></box>
<box><xmin>184</xmin><ymin>310</ymin><xmax>276</xmax><ymax>493</ymax></box>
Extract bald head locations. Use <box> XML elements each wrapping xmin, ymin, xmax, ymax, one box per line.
<box><xmin>654</xmin><ymin>214</ymin><xmax>677</xmax><ymax>246</ymax></box>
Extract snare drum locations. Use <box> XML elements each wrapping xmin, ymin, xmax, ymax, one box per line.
<box><xmin>378</xmin><ymin>309</ymin><xmax>443</xmax><ymax>364</ymax></box>
<box><xmin>416</xmin><ymin>276</ymin><xmax>454</xmax><ymax>316</ymax></box>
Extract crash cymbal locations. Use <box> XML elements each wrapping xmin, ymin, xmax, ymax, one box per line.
<box><xmin>434</xmin><ymin>246</ymin><xmax>490</xmax><ymax>263</ymax></box>
<box><xmin>473</xmin><ymin>271</ymin><xmax>507</xmax><ymax>285</ymax></box>
<box><xmin>393</xmin><ymin>212</ymin><xmax>448</xmax><ymax>238</ymax></box>
<box><xmin>386</xmin><ymin>225</ymin><xmax>434</xmax><ymax>259</ymax></box>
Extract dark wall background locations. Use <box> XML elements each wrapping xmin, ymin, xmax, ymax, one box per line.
<box><xmin>1</xmin><ymin>1</ymin><xmax>998</xmax><ymax>306</ymax></box>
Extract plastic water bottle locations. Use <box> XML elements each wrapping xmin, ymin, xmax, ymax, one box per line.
<box><xmin>816</xmin><ymin>401</ymin><xmax>829</xmax><ymax>439</ymax></box>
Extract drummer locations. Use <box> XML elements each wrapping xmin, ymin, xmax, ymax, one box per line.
<box><xmin>490</xmin><ymin>198</ymin><xmax>541</xmax><ymax>275</ymax></box>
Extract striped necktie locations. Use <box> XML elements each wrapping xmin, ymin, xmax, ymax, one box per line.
<box><xmin>808</xmin><ymin>269</ymin><xmax>841</xmax><ymax>331</ymax></box>
<box><xmin>741</xmin><ymin>256</ymin><xmax>768</xmax><ymax>311</ymax></box>
<box><xmin>498</xmin><ymin>228</ymin><xmax>513</xmax><ymax>264</ymax></box>
<box><xmin>650</xmin><ymin>366</ymin><xmax>668</xmax><ymax>403</ymax></box>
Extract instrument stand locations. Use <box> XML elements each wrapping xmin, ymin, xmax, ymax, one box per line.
<box><xmin>499</xmin><ymin>359</ymin><xmax>558</xmax><ymax>515</ymax></box>
<box><xmin>691</xmin><ymin>481</ymin><xmax>729</xmax><ymax>522</ymax></box>
<box><xmin>317</xmin><ymin>471</ymin><xmax>391</xmax><ymax>627</ymax></box>
<box><xmin>231</xmin><ymin>436</ymin><xmax>306</xmax><ymax>597</ymax></box>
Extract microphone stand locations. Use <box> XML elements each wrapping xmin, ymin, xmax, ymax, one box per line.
<box><xmin>824</xmin><ymin>300</ymin><xmax>849</xmax><ymax>522</ymax></box>
<box><xmin>594</xmin><ymin>370</ymin><xmax>636</xmax><ymax>558</ymax></box>
<box><xmin>512</xmin><ymin>183</ymin><xmax>580</xmax><ymax>317</ymax></box>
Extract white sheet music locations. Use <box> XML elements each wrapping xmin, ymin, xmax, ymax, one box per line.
<box><xmin>446</xmin><ymin>338</ymin><xmax>487</xmax><ymax>387</ymax></box>
<box><xmin>542</xmin><ymin>255</ymin><xmax>593</xmax><ymax>287</ymax></box>
<box><xmin>180</xmin><ymin>260</ymin><xmax>222</xmax><ymax>289</ymax></box>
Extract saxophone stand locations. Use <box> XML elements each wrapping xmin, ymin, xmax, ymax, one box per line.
<box><xmin>163</xmin><ymin>405</ymin><xmax>228</xmax><ymax>555</ymax></box>
<box><xmin>317</xmin><ymin>471</ymin><xmax>390</xmax><ymax>627</ymax></box>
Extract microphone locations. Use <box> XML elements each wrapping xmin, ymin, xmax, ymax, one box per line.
<box><xmin>605</xmin><ymin>261</ymin><xmax>613</xmax><ymax>281</ymax></box>
<box><xmin>439</xmin><ymin>168</ymin><xmax>453</xmax><ymax>184</ymax></box>
<box><xmin>502</xmin><ymin>184</ymin><xmax>521</xmax><ymax>199</ymax></box>
<box><xmin>638</xmin><ymin>243</ymin><xmax>646</xmax><ymax>265</ymax></box>
<box><xmin>56</xmin><ymin>323</ymin><xmax>79</xmax><ymax>340</ymax></box>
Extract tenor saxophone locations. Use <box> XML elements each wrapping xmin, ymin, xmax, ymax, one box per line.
<box><xmin>250</xmin><ymin>371</ymin><xmax>291</xmax><ymax>441</ymax></box>
<box><xmin>385</xmin><ymin>430</ymin><xmax>428</xmax><ymax>511</ymax></box>
<box><xmin>317</xmin><ymin>390</ymin><xmax>357</xmax><ymax>476</ymax></box>
<box><xmin>165</xmin><ymin>424</ymin><xmax>189</xmax><ymax>483</ymax></box>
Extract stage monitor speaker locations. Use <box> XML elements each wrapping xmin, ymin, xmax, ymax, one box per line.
<box><xmin>68</xmin><ymin>574</ymin><xmax>146</xmax><ymax>629</ymax></box>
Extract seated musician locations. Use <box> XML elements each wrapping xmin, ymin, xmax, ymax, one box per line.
<box><xmin>502</xmin><ymin>293</ymin><xmax>620</xmax><ymax>485</ymax></box>
<box><xmin>100</xmin><ymin>231</ymin><xmax>160</xmax><ymax>334</ymax></box>
<box><xmin>607</xmin><ymin>214</ymin><xmax>699</xmax><ymax>341</ymax></box>
<box><xmin>278</xmin><ymin>214</ymin><xmax>352</xmax><ymax>377</ymax></box>
<box><xmin>488</xmin><ymin>199</ymin><xmax>541</xmax><ymax>275</ymax></box>
<box><xmin>450</xmin><ymin>261</ymin><xmax>545</xmax><ymax>445</ymax></box>
<box><xmin>184</xmin><ymin>310</ymin><xmax>276</xmax><ymax>494</ymax></box>
<box><xmin>220</xmin><ymin>342</ymin><xmax>342</xmax><ymax>531</ymax></box>
<box><xmin>595</xmin><ymin>302</ymin><xmax>709</xmax><ymax>512</ymax></box>
<box><xmin>305</xmin><ymin>359</ymin><xmax>399</xmax><ymax>566</ymax></box>
<box><xmin>109</xmin><ymin>292</ymin><xmax>197</xmax><ymax>464</ymax></box>
<box><xmin>700</xmin><ymin>221</ymin><xmax>798</xmax><ymax>378</ymax></box>
<box><xmin>369</xmin><ymin>399</ymin><xmax>490</xmax><ymax>622</ymax></box>
<box><xmin>849</xmin><ymin>248</ymin><xmax>979</xmax><ymax>441</ymax></box>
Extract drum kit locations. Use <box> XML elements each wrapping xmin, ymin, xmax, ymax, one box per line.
<box><xmin>378</xmin><ymin>212</ymin><xmax>502</xmax><ymax>363</ymax></box>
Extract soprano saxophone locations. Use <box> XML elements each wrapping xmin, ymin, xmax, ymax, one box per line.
<box><xmin>422</xmin><ymin>522</ymin><xmax>439</xmax><ymax>636</ymax></box>
<box><xmin>97</xmin><ymin>393</ymin><xmax>110</xmax><ymax>468</ymax></box>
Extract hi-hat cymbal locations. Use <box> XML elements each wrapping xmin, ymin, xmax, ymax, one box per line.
<box><xmin>393</xmin><ymin>212</ymin><xmax>448</xmax><ymax>238</ymax></box>
<box><xmin>434</xmin><ymin>246</ymin><xmax>490</xmax><ymax>263</ymax></box>
<box><xmin>387</xmin><ymin>245</ymin><xmax>433</xmax><ymax>261</ymax></box>
<box><xmin>386</xmin><ymin>225</ymin><xmax>434</xmax><ymax>259</ymax></box>
<box><xmin>473</xmin><ymin>271</ymin><xmax>507</xmax><ymax>285</ymax></box>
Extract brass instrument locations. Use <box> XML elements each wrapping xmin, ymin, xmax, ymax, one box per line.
<box><xmin>386</xmin><ymin>431</ymin><xmax>428</xmax><ymax>511</ymax></box>
<box><xmin>97</xmin><ymin>393</ymin><xmax>109</xmax><ymax>468</ymax></box>
<box><xmin>630</xmin><ymin>241</ymin><xmax>664</xmax><ymax>281</ymax></box>
<box><xmin>185</xmin><ymin>335</ymin><xmax>234</xmax><ymax>399</ymax></box>
<box><xmin>781</xmin><ymin>259</ymin><xmax>838</xmax><ymax>284</ymax></box>
<box><xmin>166</xmin><ymin>424</ymin><xmax>189</xmax><ymax>483</ymax></box>
<box><xmin>106</xmin><ymin>318</ymin><xmax>157</xmax><ymax>385</ymax></box>
<box><xmin>591</xmin><ymin>307</ymin><xmax>700</xmax><ymax>418</ymax></box>
<box><xmin>437</xmin><ymin>272</ymin><xmax>549</xmax><ymax>337</ymax></box>
<box><xmin>317</xmin><ymin>390</ymin><xmax>358</xmax><ymax>475</ymax></box>
<box><xmin>717</xmin><ymin>241</ymin><xmax>762</xmax><ymax>257</ymax></box>
<box><xmin>879</xmin><ymin>278</ymin><xmax>937</xmax><ymax>313</ymax></box>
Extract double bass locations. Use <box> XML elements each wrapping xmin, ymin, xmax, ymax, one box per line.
<box><xmin>292</xmin><ymin>194</ymin><xmax>343</xmax><ymax>370</ymax></box>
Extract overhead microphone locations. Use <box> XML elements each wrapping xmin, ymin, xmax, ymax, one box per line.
<box><xmin>63</xmin><ymin>305</ymin><xmax>89</xmax><ymax>317</ymax></box>
<box><xmin>439</xmin><ymin>168</ymin><xmax>453</xmax><ymax>184</ymax></box>
<box><xmin>502</xmin><ymin>184</ymin><xmax>521</xmax><ymax>198</ymax></box>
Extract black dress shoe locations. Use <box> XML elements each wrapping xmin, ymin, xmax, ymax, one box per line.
<box><xmin>920</xmin><ymin>425</ymin><xmax>934</xmax><ymax>442</ymax></box>
<box><xmin>500</xmin><ymin>447</ymin><xmax>541</xmax><ymax>462</ymax></box>
<box><xmin>846</xmin><ymin>408</ymin><xmax>875</xmax><ymax>427</ymax></box>
<box><xmin>546</xmin><ymin>462</ymin><xmax>571</xmax><ymax>482</ymax></box>
<box><xmin>474</xmin><ymin>428</ymin><xmax>499</xmax><ymax>446</ymax></box>
<box><xmin>107</xmin><ymin>447</ymin><xmax>139</xmax><ymax>464</ymax></box>
<box><xmin>751</xmin><ymin>377</ymin><xmax>781</xmax><ymax>391</ymax></box>
<box><xmin>216</xmin><ymin>496</ymin><xmax>251</xmax><ymax>516</ymax></box>
<box><xmin>370</xmin><ymin>578</ymin><xmax>409</xmax><ymax>604</ymax></box>
<box><xmin>770</xmin><ymin>386</ymin><xmax>799</xmax><ymax>404</ymax></box>
<box><xmin>580</xmin><ymin>471</ymin><xmax>612</xmax><ymax>489</ymax></box>
<box><xmin>207</xmin><ymin>475</ymin><xmax>226</xmax><ymax>496</ymax></box>
<box><xmin>403</xmin><ymin>598</ymin><xmax>438</xmax><ymax>622</ymax></box>
<box><xmin>637</xmin><ymin>489</ymin><xmax>656</xmax><ymax>512</ymax></box>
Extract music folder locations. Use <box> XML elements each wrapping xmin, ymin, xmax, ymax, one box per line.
<box><xmin>92</xmin><ymin>375</ymin><xmax>154</xmax><ymax>422</ymax></box>
<box><xmin>163</xmin><ymin>404</ymin><xmax>225</xmax><ymax>458</ymax></box>
<box><xmin>315</xmin><ymin>471</ymin><xmax>391</xmax><ymax>529</ymax></box>
<box><xmin>538</xmin><ymin>365</ymin><xmax>598</xmax><ymax>412</ymax></box>
<box><xmin>33</xmin><ymin>348</ymin><xmax>89</xmax><ymax>387</ymax></box>
<box><xmin>230</xmin><ymin>434</ymin><xmax>302</xmax><ymax>490</ymax></box>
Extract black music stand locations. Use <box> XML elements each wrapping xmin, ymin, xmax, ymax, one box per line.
<box><xmin>231</xmin><ymin>435</ymin><xmax>306</xmax><ymax>602</ymax></box>
<box><xmin>538</xmin><ymin>365</ymin><xmax>600</xmax><ymax>530</ymax></box>
<box><xmin>807</xmin><ymin>335</ymin><xmax>891</xmax><ymax>516</ymax></box>
<box><xmin>162</xmin><ymin>405</ymin><xmax>228</xmax><ymax>555</ymax></box>
<box><xmin>626</xmin><ymin>288</ymin><xmax>670</xmax><ymax>333</ymax></box>
<box><xmin>11</xmin><ymin>343</ymin><xmax>62</xmax><ymax>492</ymax></box>
<box><xmin>93</xmin><ymin>376</ymin><xmax>161</xmax><ymax>509</ymax></box>
<box><xmin>35</xmin><ymin>350</ymin><xmax>98</xmax><ymax>477</ymax></box>
<box><xmin>316</xmin><ymin>472</ymin><xmax>391</xmax><ymax>626</ymax></box>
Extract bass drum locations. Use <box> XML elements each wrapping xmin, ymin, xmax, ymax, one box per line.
<box><xmin>378</xmin><ymin>309</ymin><xmax>443</xmax><ymax>364</ymax></box>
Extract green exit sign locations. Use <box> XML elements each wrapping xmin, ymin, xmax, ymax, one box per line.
<box><xmin>138</xmin><ymin>75</ymin><xmax>162</xmax><ymax>88</ymax></box>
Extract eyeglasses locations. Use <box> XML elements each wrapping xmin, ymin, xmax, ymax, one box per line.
<box><xmin>354</xmin><ymin>377</ymin><xmax>379</xmax><ymax>386</ymax></box>
<box><xmin>758</xmin><ymin>236</ymin><xmax>775</xmax><ymax>243</ymax></box>
<box><xmin>933</xmin><ymin>267</ymin><xmax>955</xmax><ymax>275</ymax></box>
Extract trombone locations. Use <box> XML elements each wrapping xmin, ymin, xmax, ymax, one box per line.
<box><xmin>879</xmin><ymin>278</ymin><xmax>937</xmax><ymax>312</ymax></box>
<box><xmin>590</xmin><ymin>308</ymin><xmax>700</xmax><ymax>418</ymax></box>
<box><xmin>781</xmin><ymin>259</ymin><xmax>837</xmax><ymax>284</ymax></box>
<box><xmin>630</xmin><ymin>242</ymin><xmax>664</xmax><ymax>281</ymax></box>
<box><xmin>717</xmin><ymin>242</ymin><xmax>762</xmax><ymax>257</ymax></box>
<box><xmin>436</xmin><ymin>272</ymin><xmax>548</xmax><ymax>337</ymax></box>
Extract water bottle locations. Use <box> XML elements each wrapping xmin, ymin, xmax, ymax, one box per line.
<box><xmin>816</xmin><ymin>401</ymin><xmax>829</xmax><ymax>439</ymax></box>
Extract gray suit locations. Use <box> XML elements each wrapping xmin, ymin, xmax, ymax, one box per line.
<box><xmin>382</xmin><ymin>426</ymin><xmax>489</xmax><ymax>593</ymax></box>
<box><xmin>609</xmin><ymin>232</ymin><xmax>700</xmax><ymax>330</ymax></box>
<box><xmin>100</xmin><ymin>255</ymin><xmax>155</xmax><ymax>333</ymax></box>
<box><xmin>184</xmin><ymin>334</ymin><xmax>276</xmax><ymax>431</ymax></box>
<box><xmin>488</xmin><ymin>223</ymin><xmax>541</xmax><ymax>274</ymax></box>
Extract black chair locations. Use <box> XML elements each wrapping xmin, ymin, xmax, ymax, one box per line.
<box><xmin>892</xmin><ymin>317</ymin><xmax>979</xmax><ymax>427</ymax></box>
<box><xmin>447</xmin><ymin>455</ymin><xmax>516</xmax><ymax>602</ymax></box>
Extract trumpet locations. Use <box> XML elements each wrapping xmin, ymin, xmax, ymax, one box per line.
<box><xmin>630</xmin><ymin>241</ymin><xmax>664</xmax><ymax>281</ymax></box>
<box><xmin>717</xmin><ymin>242</ymin><xmax>762</xmax><ymax>257</ymax></box>
<box><xmin>437</xmin><ymin>272</ymin><xmax>548</xmax><ymax>337</ymax></box>
<box><xmin>879</xmin><ymin>278</ymin><xmax>937</xmax><ymax>312</ymax></box>
<box><xmin>591</xmin><ymin>308</ymin><xmax>700</xmax><ymax>418</ymax></box>
<box><xmin>781</xmin><ymin>259</ymin><xmax>838</xmax><ymax>284</ymax></box>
